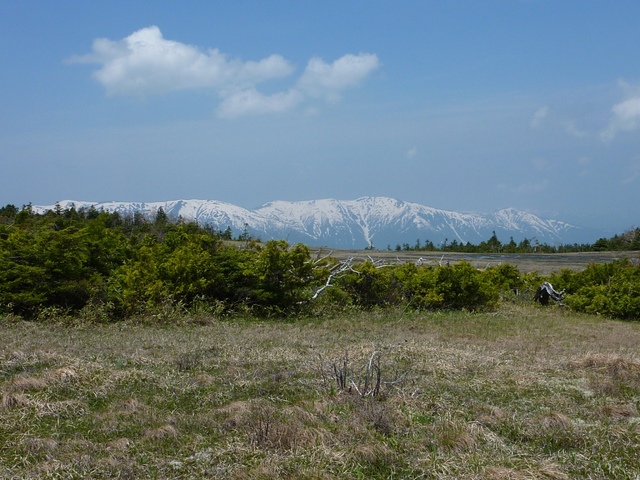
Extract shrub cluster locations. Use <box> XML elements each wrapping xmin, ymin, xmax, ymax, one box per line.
<box><xmin>0</xmin><ymin>205</ymin><xmax>324</xmax><ymax>318</ymax></box>
<box><xmin>332</xmin><ymin>261</ymin><xmax>514</xmax><ymax>311</ymax></box>
<box><xmin>0</xmin><ymin>205</ymin><xmax>533</xmax><ymax>320</ymax></box>
<box><xmin>1</xmin><ymin>204</ymin><xmax>638</xmax><ymax>321</ymax></box>
<box><xmin>550</xmin><ymin>260</ymin><xmax>640</xmax><ymax>320</ymax></box>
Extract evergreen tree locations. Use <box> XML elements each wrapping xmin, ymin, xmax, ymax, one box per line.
<box><xmin>154</xmin><ymin>207</ymin><xmax>168</xmax><ymax>227</ymax></box>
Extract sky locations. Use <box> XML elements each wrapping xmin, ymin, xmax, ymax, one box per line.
<box><xmin>2</xmin><ymin>1</ymin><xmax>639</xmax><ymax>233</ymax></box>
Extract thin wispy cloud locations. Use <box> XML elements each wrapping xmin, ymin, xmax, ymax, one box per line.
<box><xmin>530</xmin><ymin>106</ymin><xmax>549</xmax><ymax>129</ymax></box>
<box><xmin>562</xmin><ymin>120</ymin><xmax>588</xmax><ymax>138</ymax></box>
<box><xmin>531</xmin><ymin>106</ymin><xmax>589</xmax><ymax>138</ymax></box>
<box><xmin>217</xmin><ymin>89</ymin><xmax>303</xmax><ymax>119</ymax></box>
<box><xmin>68</xmin><ymin>26</ymin><xmax>380</xmax><ymax>117</ymax></box>
<box><xmin>601</xmin><ymin>97</ymin><xmax>640</xmax><ymax>142</ymax></box>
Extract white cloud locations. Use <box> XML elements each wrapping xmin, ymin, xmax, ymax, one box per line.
<box><xmin>530</xmin><ymin>106</ymin><xmax>549</xmax><ymax>129</ymax></box>
<box><xmin>406</xmin><ymin>146</ymin><xmax>418</xmax><ymax>159</ymax></box>
<box><xmin>601</xmin><ymin>97</ymin><xmax>640</xmax><ymax>142</ymax></box>
<box><xmin>217</xmin><ymin>89</ymin><xmax>303</xmax><ymax>118</ymax></box>
<box><xmin>297</xmin><ymin>53</ymin><xmax>381</xmax><ymax>100</ymax></box>
<box><xmin>530</xmin><ymin>106</ymin><xmax>588</xmax><ymax>138</ymax></box>
<box><xmin>69</xmin><ymin>26</ymin><xmax>380</xmax><ymax>117</ymax></box>
<box><xmin>69</xmin><ymin>26</ymin><xmax>293</xmax><ymax>95</ymax></box>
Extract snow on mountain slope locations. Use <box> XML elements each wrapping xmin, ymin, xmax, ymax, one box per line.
<box><xmin>33</xmin><ymin>197</ymin><xmax>585</xmax><ymax>248</ymax></box>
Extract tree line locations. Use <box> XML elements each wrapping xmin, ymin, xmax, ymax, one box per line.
<box><xmin>389</xmin><ymin>229</ymin><xmax>640</xmax><ymax>253</ymax></box>
<box><xmin>0</xmin><ymin>204</ymin><xmax>638</xmax><ymax>321</ymax></box>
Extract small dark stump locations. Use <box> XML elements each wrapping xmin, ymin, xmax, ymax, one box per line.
<box><xmin>533</xmin><ymin>282</ymin><xmax>565</xmax><ymax>306</ymax></box>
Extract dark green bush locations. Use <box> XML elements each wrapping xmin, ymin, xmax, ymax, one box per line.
<box><xmin>333</xmin><ymin>260</ymin><xmax>499</xmax><ymax>312</ymax></box>
<box><xmin>552</xmin><ymin>260</ymin><xmax>640</xmax><ymax>320</ymax></box>
<box><xmin>432</xmin><ymin>262</ymin><xmax>499</xmax><ymax>311</ymax></box>
<box><xmin>337</xmin><ymin>261</ymin><xmax>404</xmax><ymax>309</ymax></box>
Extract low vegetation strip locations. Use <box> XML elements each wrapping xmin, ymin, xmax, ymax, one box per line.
<box><xmin>1</xmin><ymin>305</ymin><xmax>639</xmax><ymax>478</ymax></box>
<box><xmin>1</xmin><ymin>204</ymin><xmax>639</xmax><ymax>321</ymax></box>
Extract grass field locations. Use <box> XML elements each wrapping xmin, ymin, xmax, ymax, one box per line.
<box><xmin>1</xmin><ymin>302</ymin><xmax>639</xmax><ymax>479</ymax></box>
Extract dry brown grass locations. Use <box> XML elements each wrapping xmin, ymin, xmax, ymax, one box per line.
<box><xmin>485</xmin><ymin>462</ymin><xmax>569</xmax><ymax>480</ymax></box>
<box><xmin>49</xmin><ymin>366</ymin><xmax>78</xmax><ymax>382</ymax></box>
<box><xmin>1</xmin><ymin>391</ymin><xmax>30</xmax><ymax>410</ymax></box>
<box><xmin>21</xmin><ymin>436</ymin><xmax>59</xmax><ymax>456</ymax></box>
<box><xmin>6</xmin><ymin>376</ymin><xmax>47</xmax><ymax>392</ymax></box>
<box><xmin>571</xmin><ymin>353</ymin><xmax>640</xmax><ymax>374</ymax></box>
<box><xmin>1</xmin><ymin>305</ymin><xmax>640</xmax><ymax>478</ymax></box>
<box><xmin>144</xmin><ymin>424</ymin><xmax>179</xmax><ymax>440</ymax></box>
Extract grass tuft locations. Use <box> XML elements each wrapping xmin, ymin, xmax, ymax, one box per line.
<box><xmin>7</xmin><ymin>376</ymin><xmax>47</xmax><ymax>392</ymax></box>
<box><xmin>144</xmin><ymin>424</ymin><xmax>179</xmax><ymax>440</ymax></box>
<box><xmin>1</xmin><ymin>392</ymin><xmax>30</xmax><ymax>410</ymax></box>
<box><xmin>49</xmin><ymin>366</ymin><xmax>78</xmax><ymax>382</ymax></box>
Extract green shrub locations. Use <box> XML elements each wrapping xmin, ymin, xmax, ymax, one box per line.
<box><xmin>336</xmin><ymin>261</ymin><xmax>407</xmax><ymax>309</ymax></box>
<box><xmin>554</xmin><ymin>260</ymin><xmax>640</xmax><ymax>320</ymax></box>
<box><xmin>334</xmin><ymin>261</ymin><xmax>499</xmax><ymax>312</ymax></box>
<box><xmin>483</xmin><ymin>264</ymin><xmax>523</xmax><ymax>293</ymax></box>
<box><xmin>435</xmin><ymin>262</ymin><xmax>499</xmax><ymax>311</ymax></box>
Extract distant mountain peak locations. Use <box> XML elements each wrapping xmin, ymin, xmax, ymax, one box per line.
<box><xmin>33</xmin><ymin>197</ymin><xmax>593</xmax><ymax>247</ymax></box>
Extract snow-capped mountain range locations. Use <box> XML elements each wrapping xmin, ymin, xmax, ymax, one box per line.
<box><xmin>33</xmin><ymin>197</ymin><xmax>592</xmax><ymax>248</ymax></box>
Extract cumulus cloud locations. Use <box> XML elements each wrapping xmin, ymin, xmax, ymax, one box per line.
<box><xmin>68</xmin><ymin>26</ymin><xmax>293</xmax><ymax>95</ymax></box>
<box><xmin>601</xmin><ymin>97</ymin><xmax>640</xmax><ymax>142</ymax></box>
<box><xmin>69</xmin><ymin>26</ymin><xmax>380</xmax><ymax>117</ymax></box>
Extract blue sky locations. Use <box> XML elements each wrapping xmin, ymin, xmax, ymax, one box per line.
<box><xmin>2</xmin><ymin>1</ymin><xmax>639</xmax><ymax>233</ymax></box>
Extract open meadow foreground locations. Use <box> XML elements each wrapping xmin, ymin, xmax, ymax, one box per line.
<box><xmin>1</xmin><ymin>304</ymin><xmax>639</xmax><ymax>479</ymax></box>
